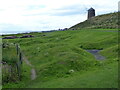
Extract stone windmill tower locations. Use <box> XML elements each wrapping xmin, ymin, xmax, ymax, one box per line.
<box><xmin>87</xmin><ymin>7</ymin><xmax>95</xmax><ymax>19</ymax></box>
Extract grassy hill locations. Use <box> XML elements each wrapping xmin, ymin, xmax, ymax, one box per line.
<box><xmin>1</xmin><ymin>11</ymin><xmax>119</xmax><ymax>89</ymax></box>
<box><xmin>70</xmin><ymin>12</ymin><xmax>118</xmax><ymax>29</ymax></box>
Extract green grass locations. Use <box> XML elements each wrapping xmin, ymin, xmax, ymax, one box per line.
<box><xmin>70</xmin><ymin>12</ymin><xmax>118</xmax><ymax>29</ymax></box>
<box><xmin>3</xmin><ymin>60</ymin><xmax>32</xmax><ymax>88</ymax></box>
<box><xmin>2</xmin><ymin>29</ymin><xmax>118</xmax><ymax>88</ymax></box>
<box><xmin>100</xmin><ymin>45</ymin><xmax>119</xmax><ymax>59</ymax></box>
<box><xmin>2</xmin><ymin>44</ymin><xmax>21</xmax><ymax>84</ymax></box>
<box><xmin>2</xmin><ymin>44</ymin><xmax>18</xmax><ymax>65</ymax></box>
<box><xmin>26</xmin><ymin>62</ymin><xmax>118</xmax><ymax>88</ymax></box>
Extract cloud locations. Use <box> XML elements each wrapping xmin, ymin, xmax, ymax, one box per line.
<box><xmin>26</xmin><ymin>5</ymin><xmax>46</xmax><ymax>10</ymax></box>
<box><xmin>0</xmin><ymin>23</ymin><xmax>26</xmax><ymax>31</ymax></box>
<box><xmin>51</xmin><ymin>10</ymin><xmax>85</xmax><ymax>16</ymax></box>
<box><xmin>50</xmin><ymin>4</ymin><xmax>86</xmax><ymax>16</ymax></box>
<box><xmin>119</xmin><ymin>1</ymin><xmax>120</xmax><ymax>11</ymax></box>
<box><xmin>0</xmin><ymin>0</ymin><xmax>119</xmax><ymax>33</ymax></box>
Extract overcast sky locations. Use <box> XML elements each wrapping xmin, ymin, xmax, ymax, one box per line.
<box><xmin>0</xmin><ymin>0</ymin><xmax>119</xmax><ymax>33</ymax></box>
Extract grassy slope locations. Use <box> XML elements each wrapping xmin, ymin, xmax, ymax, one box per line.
<box><xmin>2</xmin><ymin>29</ymin><xmax>118</xmax><ymax>88</ymax></box>
<box><xmin>70</xmin><ymin>12</ymin><xmax>118</xmax><ymax>29</ymax></box>
<box><xmin>27</xmin><ymin>62</ymin><xmax>118</xmax><ymax>88</ymax></box>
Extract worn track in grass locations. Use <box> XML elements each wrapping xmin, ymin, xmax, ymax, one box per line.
<box><xmin>23</xmin><ymin>56</ymin><xmax>37</xmax><ymax>80</ymax></box>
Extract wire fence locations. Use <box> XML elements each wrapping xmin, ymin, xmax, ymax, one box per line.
<box><xmin>2</xmin><ymin>43</ymin><xmax>23</xmax><ymax>84</ymax></box>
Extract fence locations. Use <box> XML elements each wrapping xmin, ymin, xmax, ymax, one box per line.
<box><xmin>2</xmin><ymin>43</ymin><xmax>23</xmax><ymax>84</ymax></box>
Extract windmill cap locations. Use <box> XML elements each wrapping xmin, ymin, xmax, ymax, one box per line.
<box><xmin>88</xmin><ymin>7</ymin><xmax>95</xmax><ymax>11</ymax></box>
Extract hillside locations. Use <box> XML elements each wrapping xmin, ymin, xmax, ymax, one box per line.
<box><xmin>70</xmin><ymin>12</ymin><xmax>118</xmax><ymax>29</ymax></box>
<box><xmin>2</xmin><ymin>29</ymin><xmax>118</xmax><ymax>88</ymax></box>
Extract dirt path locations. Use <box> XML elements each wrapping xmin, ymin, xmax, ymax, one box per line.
<box><xmin>23</xmin><ymin>57</ymin><xmax>32</xmax><ymax>66</ymax></box>
<box><xmin>23</xmin><ymin>56</ymin><xmax>37</xmax><ymax>80</ymax></box>
<box><xmin>31</xmin><ymin>69</ymin><xmax>36</xmax><ymax>80</ymax></box>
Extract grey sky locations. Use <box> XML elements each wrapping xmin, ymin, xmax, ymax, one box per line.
<box><xmin>0</xmin><ymin>0</ymin><xmax>119</xmax><ymax>34</ymax></box>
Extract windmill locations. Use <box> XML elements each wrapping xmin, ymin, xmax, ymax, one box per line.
<box><xmin>83</xmin><ymin>4</ymin><xmax>96</xmax><ymax>19</ymax></box>
<box><xmin>87</xmin><ymin>7</ymin><xmax>95</xmax><ymax>19</ymax></box>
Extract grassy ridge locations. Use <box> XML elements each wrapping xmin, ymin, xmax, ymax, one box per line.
<box><xmin>101</xmin><ymin>45</ymin><xmax>119</xmax><ymax>59</ymax></box>
<box><xmin>70</xmin><ymin>12</ymin><xmax>118</xmax><ymax>29</ymax></box>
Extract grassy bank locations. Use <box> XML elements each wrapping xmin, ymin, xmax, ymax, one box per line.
<box><xmin>26</xmin><ymin>62</ymin><xmax>118</xmax><ymax>88</ymax></box>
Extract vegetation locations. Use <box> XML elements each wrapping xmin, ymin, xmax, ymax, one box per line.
<box><xmin>27</xmin><ymin>62</ymin><xmax>118</xmax><ymax>88</ymax></box>
<box><xmin>2</xmin><ymin>12</ymin><xmax>119</xmax><ymax>88</ymax></box>
<box><xmin>2</xmin><ymin>44</ymin><xmax>18</xmax><ymax>64</ymax></box>
<box><xmin>2</xmin><ymin>28</ymin><xmax>118</xmax><ymax>88</ymax></box>
<box><xmin>2</xmin><ymin>43</ymin><xmax>23</xmax><ymax>84</ymax></box>
<box><xmin>70</xmin><ymin>12</ymin><xmax>118</xmax><ymax>29</ymax></box>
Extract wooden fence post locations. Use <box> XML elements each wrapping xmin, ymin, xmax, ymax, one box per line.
<box><xmin>19</xmin><ymin>52</ymin><xmax>22</xmax><ymax>64</ymax></box>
